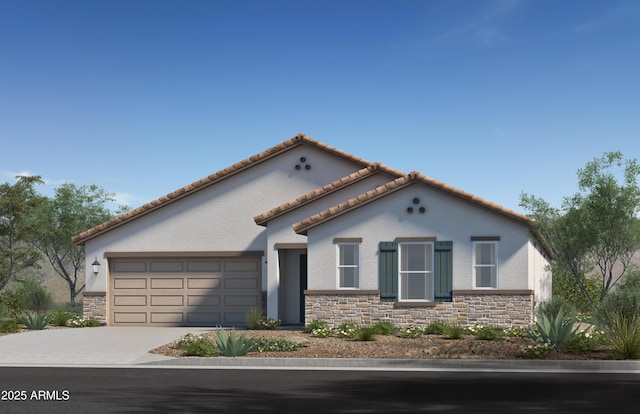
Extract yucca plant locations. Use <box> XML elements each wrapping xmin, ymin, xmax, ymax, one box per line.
<box><xmin>18</xmin><ymin>312</ymin><xmax>50</xmax><ymax>330</ymax></box>
<box><xmin>595</xmin><ymin>290</ymin><xmax>640</xmax><ymax>359</ymax></box>
<box><xmin>213</xmin><ymin>328</ymin><xmax>258</xmax><ymax>356</ymax></box>
<box><xmin>528</xmin><ymin>308</ymin><xmax>579</xmax><ymax>349</ymax></box>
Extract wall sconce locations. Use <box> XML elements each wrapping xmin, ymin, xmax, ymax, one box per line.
<box><xmin>92</xmin><ymin>257</ymin><xmax>101</xmax><ymax>276</ymax></box>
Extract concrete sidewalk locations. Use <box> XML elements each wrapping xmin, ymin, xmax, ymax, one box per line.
<box><xmin>0</xmin><ymin>326</ymin><xmax>211</xmax><ymax>365</ymax></box>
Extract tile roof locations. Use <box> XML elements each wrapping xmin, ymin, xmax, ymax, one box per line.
<box><xmin>292</xmin><ymin>171</ymin><xmax>534</xmax><ymax>235</ymax></box>
<box><xmin>253</xmin><ymin>162</ymin><xmax>405</xmax><ymax>226</ymax></box>
<box><xmin>72</xmin><ymin>133</ymin><xmax>372</xmax><ymax>245</ymax></box>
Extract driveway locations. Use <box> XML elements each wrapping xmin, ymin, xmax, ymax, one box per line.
<box><xmin>0</xmin><ymin>327</ymin><xmax>211</xmax><ymax>366</ymax></box>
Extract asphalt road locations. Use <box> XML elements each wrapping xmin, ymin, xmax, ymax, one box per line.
<box><xmin>1</xmin><ymin>367</ymin><xmax>638</xmax><ymax>413</ymax></box>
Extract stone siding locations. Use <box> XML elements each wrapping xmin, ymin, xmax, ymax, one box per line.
<box><xmin>83</xmin><ymin>294</ymin><xmax>107</xmax><ymax>324</ymax></box>
<box><xmin>305</xmin><ymin>291</ymin><xmax>533</xmax><ymax>328</ymax></box>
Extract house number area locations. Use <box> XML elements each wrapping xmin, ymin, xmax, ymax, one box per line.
<box><xmin>1</xmin><ymin>389</ymin><xmax>70</xmax><ymax>401</ymax></box>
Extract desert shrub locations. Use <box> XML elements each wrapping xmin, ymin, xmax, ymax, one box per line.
<box><xmin>66</xmin><ymin>315</ymin><xmax>100</xmax><ymax>327</ymax></box>
<box><xmin>49</xmin><ymin>310</ymin><xmax>74</xmax><ymax>327</ymax></box>
<box><xmin>504</xmin><ymin>326</ymin><xmax>528</xmax><ymax>337</ymax></box>
<box><xmin>553</xmin><ymin>273</ymin><xmax>601</xmax><ymax>314</ymax></box>
<box><xmin>21</xmin><ymin>284</ymin><xmax>53</xmax><ymax>314</ymax></box>
<box><xmin>305</xmin><ymin>320</ymin><xmax>333</xmax><ymax>337</ymax></box>
<box><xmin>63</xmin><ymin>301</ymin><xmax>83</xmax><ymax>315</ymax></box>
<box><xmin>245</xmin><ymin>307</ymin><xmax>280</xmax><ymax>330</ymax></box>
<box><xmin>424</xmin><ymin>320</ymin><xmax>447</xmax><ymax>335</ymax></box>
<box><xmin>520</xmin><ymin>342</ymin><xmax>554</xmax><ymax>359</ymax></box>
<box><xmin>470</xmin><ymin>324</ymin><xmax>505</xmax><ymax>341</ymax></box>
<box><xmin>399</xmin><ymin>324</ymin><xmax>423</xmax><ymax>339</ymax></box>
<box><xmin>535</xmin><ymin>296</ymin><xmax>576</xmax><ymax>321</ymax></box>
<box><xmin>213</xmin><ymin>328</ymin><xmax>258</xmax><ymax>356</ymax></box>
<box><xmin>528</xmin><ymin>309</ymin><xmax>579</xmax><ymax>349</ymax></box>
<box><xmin>0</xmin><ymin>277</ymin><xmax>42</xmax><ymax>318</ymax></box>
<box><xmin>372</xmin><ymin>320</ymin><xmax>396</xmax><ymax>336</ymax></box>
<box><xmin>255</xmin><ymin>338</ymin><xmax>301</xmax><ymax>352</ymax></box>
<box><xmin>443</xmin><ymin>321</ymin><xmax>466</xmax><ymax>339</ymax></box>
<box><xmin>564</xmin><ymin>330</ymin><xmax>603</xmax><ymax>354</ymax></box>
<box><xmin>353</xmin><ymin>325</ymin><xmax>378</xmax><ymax>341</ymax></box>
<box><xmin>177</xmin><ymin>335</ymin><xmax>217</xmax><ymax>357</ymax></box>
<box><xmin>0</xmin><ymin>320</ymin><xmax>21</xmax><ymax>333</ymax></box>
<box><xmin>18</xmin><ymin>312</ymin><xmax>50</xmax><ymax>330</ymax></box>
<box><xmin>336</xmin><ymin>321</ymin><xmax>358</xmax><ymax>338</ymax></box>
<box><xmin>304</xmin><ymin>319</ymin><xmax>328</xmax><ymax>333</ymax></box>
<box><xmin>594</xmin><ymin>290</ymin><xmax>640</xmax><ymax>359</ymax></box>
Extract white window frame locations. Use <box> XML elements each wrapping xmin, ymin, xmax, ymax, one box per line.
<box><xmin>398</xmin><ymin>242</ymin><xmax>434</xmax><ymax>301</ymax></box>
<box><xmin>473</xmin><ymin>241</ymin><xmax>498</xmax><ymax>289</ymax></box>
<box><xmin>336</xmin><ymin>242</ymin><xmax>360</xmax><ymax>289</ymax></box>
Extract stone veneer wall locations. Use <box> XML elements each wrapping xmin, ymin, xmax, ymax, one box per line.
<box><xmin>304</xmin><ymin>290</ymin><xmax>534</xmax><ymax>328</ymax></box>
<box><xmin>83</xmin><ymin>293</ymin><xmax>107</xmax><ymax>324</ymax></box>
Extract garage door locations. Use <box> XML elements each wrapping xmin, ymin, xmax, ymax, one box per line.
<box><xmin>109</xmin><ymin>257</ymin><xmax>261</xmax><ymax>326</ymax></box>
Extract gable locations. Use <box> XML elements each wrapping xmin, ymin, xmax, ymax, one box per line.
<box><xmin>73</xmin><ymin>134</ymin><xmax>370</xmax><ymax>245</ymax></box>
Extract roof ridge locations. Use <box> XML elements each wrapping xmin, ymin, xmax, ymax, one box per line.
<box><xmin>254</xmin><ymin>163</ymin><xmax>405</xmax><ymax>226</ymax></box>
<box><xmin>73</xmin><ymin>133</ymin><xmax>372</xmax><ymax>245</ymax></box>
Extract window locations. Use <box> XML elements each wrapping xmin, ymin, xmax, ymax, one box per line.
<box><xmin>473</xmin><ymin>241</ymin><xmax>498</xmax><ymax>288</ymax></box>
<box><xmin>399</xmin><ymin>242</ymin><xmax>434</xmax><ymax>301</ymax></box>
<box><xmin>337</xmin><ymin>243</ymin><xmax>359</xmax><ymax>288</ymax></box>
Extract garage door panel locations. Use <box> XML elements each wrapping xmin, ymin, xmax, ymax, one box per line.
<box><xmin>114</xmin><ymin>295</ymin><xmax>147</xmax><ymax>306</ymax></box>
<box><xmin>150</xmin><ymin>295</ymin><xmax>184</xmax><ymax>306</ymax></box>
<box><xmin>113</xmin><ymin>278</ymin><xmax>147</xmax><ymax>289</ymax></box>
<box><xmin>224</xmin><ymin>260</ymin><xmax>259</xmax><ymax>272</ymax></box>
<box><xmin>187</xmin><ymin>261</ymin><xmax>221</xmax><ymax>272</ymax></box>
<box><xmin>113</xmin><ymin>312</ymin><xmax>147</xmax><ymax>324</ymax></box>
<box><xmin>110</xmin><ymin>257</ymin><xmax>260</xmax><ymax>326</ymax></box>
<box><xmin>150</xmin><ymin>278</ymin><xmax>184</xmax><ymax>289</ymax></box>
<box><xmin>150</xmin><ymin>312</ymin><xmax>184</xmax><ymax>324</ymax></box>
<box><xmin>224</xmin><ymin>295</ymin><xmax>259</xmax><ymax>306</ymax></box>
<box><xmin>187</xmin><ymin>278</ymin><xmax>221</xmax><ymax>289</ymax></box>
<box><xmin>188</xmin><ymin>295</ymin><xmax>220</xmax><ymax>306</ymax></box>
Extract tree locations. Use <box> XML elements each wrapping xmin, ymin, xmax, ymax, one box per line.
<box><xmin>521</xmin><ymin>151</ymin><xmax>640</xmax><ymax>308</ymax></box>
<box><xmin>32</xmin><ymin>183</ymin><xmax>123</xmax><ymax>302</ymax></box>
<box><xmin>0</xmin><ymin>176</ymin><xmax>44</xmax><ymax>291</ymax></box>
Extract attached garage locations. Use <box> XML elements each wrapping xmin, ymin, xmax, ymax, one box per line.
<box><xmin>108</xmin><ymin>256</ymin><xmax>261</xmax><ymax>326</ymax></box>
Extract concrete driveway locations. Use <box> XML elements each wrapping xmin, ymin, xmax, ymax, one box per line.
<box><xmin>0</xmin><ymin>327</ymin><xmax>212</xmax><ymax>366</ymax></box>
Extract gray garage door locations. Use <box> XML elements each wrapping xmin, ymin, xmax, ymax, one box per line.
<box><xmin>109</xmin><ymin>257</ymin><xmax>261</xmax><ymax>326</ymax></box>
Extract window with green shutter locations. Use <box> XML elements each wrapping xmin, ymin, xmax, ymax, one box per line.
<box><xmin>434</xmin><ymin>241</ymin><xmax>453</xmax><ymax>302</ymax></box>
<box><xmin>378</xmin><ymin>241</ymin><xmax>398</xmax><ymax>302</ymax></box>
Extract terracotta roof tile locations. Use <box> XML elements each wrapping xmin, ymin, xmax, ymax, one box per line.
<box><xmin>72</xmin><ymin>133</ymin><xmax>372</xmax><ymax>245</ymax></box>
<box><xmin>253</xmin><ymin>162</ymin><xmax>404</xmax><ymax>226</ymax></box>
<box><xmin>293</xmin><ymin>172</ymin><xmax>533</xmax><ymax>235</ymax></box>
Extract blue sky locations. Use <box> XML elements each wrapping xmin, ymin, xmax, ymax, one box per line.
<box><xmin>1</xmin><ymin>0</ymin><xmax>639</xmax><ymax>214</ymax></box>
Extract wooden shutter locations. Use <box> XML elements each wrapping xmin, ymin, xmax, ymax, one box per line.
<box><xmin>434</xmin><ymin>241</ymin><xmax>453</xmax><ymax>302</ymax></box>
<box><xmin>379</xmin><ymin>241</ymin><xmax>398</xmax><ymax>302</ymax></box>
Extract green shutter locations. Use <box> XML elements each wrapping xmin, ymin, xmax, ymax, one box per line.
<box><xmin>434</xmin><ymin>241</ymin><xmax>453</xmax><ymax>302</ymax></box>
<box><xmin>379</xmin><ymin>241</ymin><xmax>398</xmax><ymax>302</ymax></box>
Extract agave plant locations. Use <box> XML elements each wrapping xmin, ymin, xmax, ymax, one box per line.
<box><xmin>18</xmin><ymin>312</ymin><xmax>50</xmax><ymax>330</ymax></box>
<box><xmin>529</xmin><ymin>309</ymin><xmax>580</xmax><ymax>349</ymax></box>
<box><xmin>213</xmin><ymin>328</ymin><xmax>258</xmax><ymax>356</ymax></box>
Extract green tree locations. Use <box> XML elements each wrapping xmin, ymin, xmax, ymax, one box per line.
<box><xmin>0</xmin><ymin>176</ymin><xmax>44</xmax><ymax>291</ymax></box>
<box><xmin>521</xmin><ymin>151</ymin><xmax>640</xmax><ymax>308</ymax></box>
<box><xmin>32</xmin><ymin>183</ymin><xmax>124</xmax><ymax>302</ymax></box>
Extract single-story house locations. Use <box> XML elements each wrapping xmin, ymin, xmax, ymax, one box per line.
<box><xmin>73</xmin><ymin>134</ymin><xmax>551</xmax><ymax>328</ymax></box>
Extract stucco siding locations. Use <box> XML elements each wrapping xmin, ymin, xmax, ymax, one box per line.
<box><xmin>85</xmin><ymin>145</ymin><xmax>365</xmax><ymax>293</ymax></box>
<box><xmin>305</xmin><ymin>183</ymin><xmax>532</xmax><ymax>292</ymax></box>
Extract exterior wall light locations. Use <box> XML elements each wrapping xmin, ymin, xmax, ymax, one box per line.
<box><xmin>92</xmin><ymin>257</ymin><xmax>101</xmax><ymax>276</ymax></box>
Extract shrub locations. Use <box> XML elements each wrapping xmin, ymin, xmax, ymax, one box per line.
<box><xmin>0</xmin><ymin>320</ymin><xmax>21</xmax><ymax>333</ymax></box>
<box><xmin>336</xmin><ymin>321</ymin><xmax>358</xmax><ymax>338</ymax></box>
<box><xmin>399</xmin><ymin>324</ymin><xmax>423</xmax><ymax>339</ymax></box>
<box><xmin>255</xmin><ymin>338</ymin><xmax>301</xmax><ymax>352</ymax></box>
<box><xmin>521</xmin><ymin>342</ymin><xmax>554</xmax><ymax>359</ymax></box>
<box><xmin>18</xmin><ymin>312</ymin><xmax>50</xmax><ymax>330</ymax></box>
<box><xmin>535</xmin><ymin>296</ymin><xmax>576</xmax><ymax>321</ymax></box>
<box><xmin>245</xmin><ymin>307</ymin><xmax>281</xmax><ymax>330</ymax></box>
<box><xmin>528</xmin><ymin>309</ymin><xmax>579</xmax><ymax>349</ymax></box>
<box><xmin>504</xmin><ymin>326</ymin><xmax>528</xmax><ymax>337</ymax></box>
<box><xmin>595</xmin><ymin>290</ymin><xmax>640</xmax><ymax>359</ymax></box>
<box><xmin>21</xmin><ymin>284</ymin><xmax>53</xmax><ymax>314</ymax></box>
<box><xmin>353</xmin><ymin>325</ymin><xmax>378</xmax><ymax>341</ymax></box>
<box><xmin>49</xmin><ymin>310</ymin><xmax>70</xmax><ymax>327</ymax></box>
<box><xmin>443</xmin><ymin>321</ymin><xmax>466</xmax><ymax>339</ymax></box>
<box><xmin>63</xmin><ymin>301</ymin><xmax>83</xmax><ymax>315</ymax></box>
<box><xmin>470</xmin><ymin>324</ymin><xmax>505</xmax><ymax>341</ymax></box>
<box><xmin>305</xmin><ymin>320</ymin><xmax>333</xmax><ymax>337</ymax></box>
<box><xmin>372</xmin><ymin>320</ymin><xmax>396</xmax><ymax>336</ymax></box>
<box><xmin>182</xmin><ymin>336</ymin><xmax>217</xmax><ymax>357</ymax></box>
<box><xmin>424</xmin><ymin>320</ymin><xmax>447</xmax><ymax>335</ymax></box>
<box><xmin>0</xmin><ymin>277</ymin><xmax>42</xmax><ymax>318</ymax></box>
<box><xmin>66</xmin><ymin>315</ymin><xmax>100</xmax><ymax>327</ymax></box>
<box><xmin>213</xmin><ymin>328</ymin><xmax>258</xmax><ymax>356</ymax></box>
<box><xmin>564</xmin><ymin>331</ymin><xmax>602</xmax><ymax>354</ymax></box>
<box><xmin>176</xmin><ymin>333</ymin><xmax>206</xmax><ymax>349</ymax></box>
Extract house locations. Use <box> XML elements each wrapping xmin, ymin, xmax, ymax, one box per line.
<box><xmin>73</xmin><ymin>134</ymin><xmax>551</xmax><ymax>328</ymax></box>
